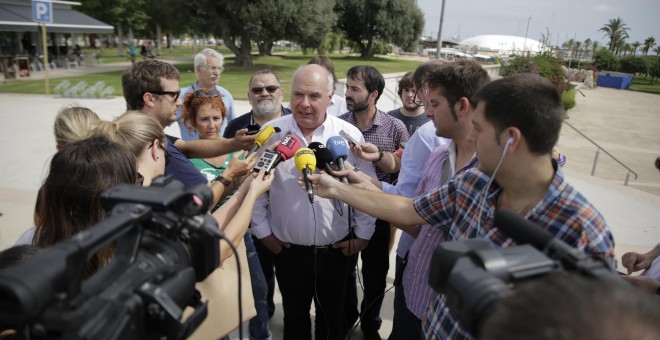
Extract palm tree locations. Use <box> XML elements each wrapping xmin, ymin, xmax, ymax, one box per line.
<box><xmin>630</xmin><ymin>41</ymin><xmax>641</xmax><ymax>55</ymax></box>
<box><xmin>583</xmin><ymin>38</ymin><xmax>592</xmax><ymax>58</ymax></box>
<box><xmin>655</xmin><ymin>46</ymin><xmax>660</xmax><ymax>56</ymax></box>
<box><xmin>574</xmin><ymin>41</ymin><xmax>582</xmax><ymax>59</ymax></box>
<box><xmin>642</xmin><ymin>37</ymin><xmax>656</xmax><ymax>56</ymax></box>
<box><xmin>591</xmin><ymin>40</ymin><xmax>600</xmax><ymax>58</ymax></box>
<box><xmin>622</xmin><ymin>43</ymin><xmax>631</xmax><ymax>56</ymax></box>
<box><xmin>562</xmin><ymin>38</ymin><xmax>575</xmax><ymax>59</ymax></box>
<box><xmin>599</xmin><ymin>17</ymin><xmax>630</xmax><ymax>53</ymax></box>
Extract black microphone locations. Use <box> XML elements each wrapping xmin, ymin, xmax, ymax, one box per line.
<box><xmin>309</xmin><ymin>142</ymin><xmax>339</xmax><ymax>177</ymax></box>
<box><xmin>494</xmin><ymin>209</ymin><xmax>617</xmax><ymax>280</ymax></box>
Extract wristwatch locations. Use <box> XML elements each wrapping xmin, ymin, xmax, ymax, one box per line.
<box><xmin>216</xmin><ymin>175</ymin><xmax>231</xmax><ymax>187</ymax></box>
<box><xmin>377</xmin><ymin>150</ymin><xmax>385</xmax><ymax>162</ymax></box>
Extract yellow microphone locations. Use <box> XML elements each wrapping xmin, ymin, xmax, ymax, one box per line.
<box><xmin>294</xmin><ymin>148</ymin><xmax>317</xmax><ymax>203</ymax></box>
<box><xmin>250</xmin><ymin>125</ymin><xmax>277</xmax><ymax>154</ymax></box>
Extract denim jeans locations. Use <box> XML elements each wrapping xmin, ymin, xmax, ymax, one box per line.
<box><xmin>244</xmin><ymin>234</ymin><xmax>272</xmax><ymax>340</ymax></box>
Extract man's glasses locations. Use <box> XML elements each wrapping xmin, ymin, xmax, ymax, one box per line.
<box><xmin>150</xmin><ymin>90</ymin><xmax>180</xmax><ymax>101</ymax></box>
<box><xmin>149</xmin><ymin>143</ymin><xmax>171</xmax><ymax>166</ymax></box>
<box><xmin>251</xmin><ymin>85</ymin><xmax>280</xmax><ymax>94</ymax></box>
<box><xmin>193</xmin><ymin>89</ymin><xmax>221</xmax><ymax>98</ymax></box>
<box><xmin>412</xmin><ymin>86</ymin><xmax>424</xmax><ymax>106</ymax></box>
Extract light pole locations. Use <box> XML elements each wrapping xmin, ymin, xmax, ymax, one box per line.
<box><xmin>523</xmin><ymin>16</ymin><xmax>532</xmax><ymax>54</ymax></box>
<box><xmin>435</xmin><ymin>0</ymin><xmax>446</xmax><ymax>59</ymax></box>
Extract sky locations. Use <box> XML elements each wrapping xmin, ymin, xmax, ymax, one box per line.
<box><xmin>416</xmin><ymin>0</ymin><xmax>659</xmax><ymax>47</ymax></box>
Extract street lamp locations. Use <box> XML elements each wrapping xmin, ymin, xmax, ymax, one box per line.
<box><xmin>436</xmin><ymin>0</ymin><xmax>446</xmax><ymax>59</ymax></box>
<box><xmin>523</xmin><ymin>16</ymin><xmax>532</xmax><ymax>54</ymax></box>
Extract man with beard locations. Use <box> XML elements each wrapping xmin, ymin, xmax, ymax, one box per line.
<box><xmin>224</xmin><ymin>69</ymin><xmax>291</xmax><ymax>139</ymax></box>
<box><xmin>338</xmin><ymin>65</ymin><xmax>409</xmax><ymax>340</ymax></box>
<box><xmin>222</xmin><ymin>69</ymin><xmax>290</xmax><ymax>340</ymax></box>
<box><xmin>177</xmin><ymin>48</ymin><xmax>235</xmax><ymax>140</ymax></box>
<box><xmin>388</xmin><ymin>71</ymin><xmax>429</xmax><ymax>136</ymax></box>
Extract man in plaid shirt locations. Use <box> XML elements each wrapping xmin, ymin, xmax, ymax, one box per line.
<box><xmin>304</xmin><ymin>73</ymin><xmax>615</xmax><ymax>339</ymax></box>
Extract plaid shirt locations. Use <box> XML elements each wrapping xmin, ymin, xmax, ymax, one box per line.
<box><xmin>403</xmin><ymin>142</ymin><xmax>479</xmax><ymax>319</ymax></box>
<box><xmin>413</xmin><ymin>165</ymin><xmax>615</xmax><ymax>340</ymax></box>
<box><xmin>339</xmin><ymin>109</ymin><xmax>410</xmax><ymax>183</ymax></box>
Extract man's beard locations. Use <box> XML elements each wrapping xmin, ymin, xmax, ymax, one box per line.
<box><xmin>253</xmin><ymin>101</ymin><xmax>279</xmax><ymax>117</ymax></box>
<box><xmin>346</xmin><ymin>97</ymin><xmax>369</xmax><ymax>113</ymax></box>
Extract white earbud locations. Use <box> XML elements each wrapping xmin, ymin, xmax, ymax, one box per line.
<box><xmin>505</xmin><ymin>137</ymin><xmax>514</xmax><ymax>147</ymax></box>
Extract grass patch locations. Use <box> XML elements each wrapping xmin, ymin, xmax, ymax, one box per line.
<box><xmin>629</xmin><ymin>77</ymin><xmax>660</xmax><ymax>95</ymax></box>
<box><xmin>562</xmin><ymin>88</ymin><xmax>576</xmax><ymax>111</ymax></box>
<box><xmin>0</xmin><ymin>53</ymin><xmax>423</xmax><ymax>101</ymax></box>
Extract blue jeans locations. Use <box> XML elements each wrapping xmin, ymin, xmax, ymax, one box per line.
<box><xmin>244</xmin><ymin>234</ymin><xmax>272</xmax><ymax>340</ymax></box>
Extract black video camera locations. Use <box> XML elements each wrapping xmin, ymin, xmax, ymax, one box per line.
<box><xmin>0</xmin><ymin>176</ymin><xmax>223</xmax><ymax>339</ymax></box>
<box><xmin>428</xmin><ymin>209</ymin><xmax>618</xmax><ymax>336</ymax></box>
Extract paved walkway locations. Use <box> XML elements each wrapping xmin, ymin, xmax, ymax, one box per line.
<box><xmin>0</xmin><ymin>71</ymin><xmax>659</xmax><ymax>339</ymax></box>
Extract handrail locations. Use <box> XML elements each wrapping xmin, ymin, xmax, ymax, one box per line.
<box><xmin>563</xmin><ymin>120</ymin><xmax>638</xmax><ymax>185</ymax></box>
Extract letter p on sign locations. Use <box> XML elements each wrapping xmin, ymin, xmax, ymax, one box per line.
<box><xmin>32</xmin><ymin>0</ymin><xmax>53</xmax><ymax>23</ymax></box>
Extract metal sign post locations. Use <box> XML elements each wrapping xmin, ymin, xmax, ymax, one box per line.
<box><xmin>32</xmin><ymin>0</ymin><xmax>53</xmax><ymax>95</ymax></box>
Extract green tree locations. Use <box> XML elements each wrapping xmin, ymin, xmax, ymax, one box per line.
<box><xmin>619</xmin><ymin>56</ymin><xmax>648</xmax><ymax>75</ymax></box>
<box><xmin>592</xmin><ymin>48</ymin><xmax>619</xmax><ymax>71</ymax></box>
<box><xmin>650</xmin><ymin>58</ymin><xmax>660</xmax><ymax>84</ymax></box>
<box><xmin>336</xmin><ymin>0</ymin><xmax>424</xmax><ymax>58</ymax></box>
<box><xmin>641</xmin><ymin>37</ymin><xmax>656</xmax><ymax>56</ymax></box>
<box><xmin>79</xmin><ymin>0</ymin><xmax>150</xmax><ymax>53</ymax></box>
<box><xmin>599</xmin><ymin>17</ymin><xmax>630</xmax><ymax>53</ymax></box>
<box><xmin>654</xmin><ymin>46</ymin><xmax>660</xmax><ymax>56</ymax></box>
<box><xmin>286</xmin><ymin>0</ymin><xmax>337</xmax><ymax>53</ymax></box>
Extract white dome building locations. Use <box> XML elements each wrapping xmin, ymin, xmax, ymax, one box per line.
<box><xmin>459</xmin><ymin>35</ymin><xmax>544</xmax><ymax>56</ymax></box>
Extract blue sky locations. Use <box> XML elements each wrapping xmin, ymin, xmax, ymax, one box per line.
<box><xmin>417</xmin><ymin>0</ymin><xmax>659</xmax><ymax>46</ymax></box>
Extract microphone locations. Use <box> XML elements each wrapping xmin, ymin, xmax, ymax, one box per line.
<box><xmin>294</xmin><ymin>148</ymin><xmax>317</xmax><ymax>203</ymax></box>
<box><xmin>326</xmin><ymin>136</ymin><xmax>350</xmax><ymax>184</ymax></box>
<box><xmin>494</xmin><ymin>209</ymin><xmax>617</xmax><ymax>280</ymax></box>
<box><xmin>308</xmin><ymin>142</ymin><xmax>337</xmax><ymax>176</ymax></box>
<box><xmin>249</xmin><ymin>125</ymin><xmax>278</xmax><ymax>154</ymax></box>
<box><xmin>253</xmin><ymin>133</ymin><xmax>302</xmax><ymax>174</ymax></box>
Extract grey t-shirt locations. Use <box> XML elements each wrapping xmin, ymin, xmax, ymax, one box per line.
<box><xmin>387</xmin><ymin>108</ymin><xmax>430</xmax><ymax>136</ymax></box>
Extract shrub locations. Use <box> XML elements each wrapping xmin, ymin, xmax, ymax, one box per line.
<box><xmin>592</xmin><ymin>48</ymin><xmax>619</xmax><ymax>71</ymax></box>
<box><xmin>501</xmin><ymin>52</ymin><xmax>569</xmax><ymax>93</ymax></box>
<box><xmin>562</xmin><ymin>88</ymin><xmax>576</xmax><ymax>111</ymax></box>
<box><xmin>619</xmin><ymin>56</ymin><xmax>648</xmax><ymax>75</ymax></box>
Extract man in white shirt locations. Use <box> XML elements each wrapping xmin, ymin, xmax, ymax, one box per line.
<box><xmin>251</xmin><ymin>64</ymin><xmax>377</xmax><ymax>340</ymax></box>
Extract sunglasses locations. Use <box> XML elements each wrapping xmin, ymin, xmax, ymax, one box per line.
<box><xmin>193</xmin><ymin>89</ymin><xmax>221</xmax><ymax>98</ymax></box>
<box><xmin>150</xmin><ymin>90</ymin><xmax>180</xmax><ymax>101</ymax></box>
<box><xmin>251</xmin><ymin>85</ymin><xmax>280</xmax><ymax>94</ymax></box>
<box><xmin>149</xmin><ymin>143</ymin><xmax>171</xmax><ymax>166</ymax></box>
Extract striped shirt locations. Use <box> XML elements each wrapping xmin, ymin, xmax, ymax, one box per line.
<box><xmin>339</xmin><ymin>109</ymin><xmax>410</xmax><ymax>184</ymax></box>
<box><xmin>413</xmin><ymin>165</ymin><xmax>615</xmax><ymax>340</ymax></box>
<box><xmin>403</xmin><ymin>142</ymin><xmax>478</xmax><ymax>319</ymax></box>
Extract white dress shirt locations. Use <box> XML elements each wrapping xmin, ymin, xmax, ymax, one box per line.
<box><xmin>251</xmin><ymin>114</ymin><xmax>377</xmax><ymax>245</ymax></box>
<box><xmin>326</xmin><ymin>94</ymin><xmax>349</xmax><ymax>117</ymax></box>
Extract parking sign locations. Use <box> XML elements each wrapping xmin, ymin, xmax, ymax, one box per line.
<box><xmin>32</xmin><ymin>0</ymin><xmax>53</xmax><ymax>23</ymax></box>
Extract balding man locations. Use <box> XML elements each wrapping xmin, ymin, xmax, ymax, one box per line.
<box><xmin>251</xmin><ymin>64</ymin><xmax>377</xmax><ymax>340</ymax></box>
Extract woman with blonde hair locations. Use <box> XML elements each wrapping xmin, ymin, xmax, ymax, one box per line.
<box><xmin>95</xmin><ymin>111</ymin><xmax>168</xmax><ymax>186</ymax></box>
<box><xmin>53</xmin><ymin>106</ymin><xmax>101</xmax><ymax>150</ymax></box>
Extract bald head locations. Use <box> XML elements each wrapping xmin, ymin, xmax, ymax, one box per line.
<box><xmin>290</xmin><ymin>64</ymin><xmax>334</xmax><ymax>134</ymax></box>
<box><xmin>292</xmin><ymin>64</ymin><xmax>334</xmax><ymax>96</ymax></box>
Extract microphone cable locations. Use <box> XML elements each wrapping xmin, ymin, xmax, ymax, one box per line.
<box><xmin>219</xmin><ymin>233</ymin><xmax>243</xmax><ymax>340</ymax></box>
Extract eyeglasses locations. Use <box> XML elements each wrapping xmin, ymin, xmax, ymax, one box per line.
<box><xmin>193</xmin><ymin>89</ymin><xmax>221</xmax><ymax>98</ymax></box>
<box><xmin>149</xmin><ymin>143</ymin><xmax>171</xmax><ymax>166</ymax></box>
<box><xmin>412</xmin><ymin>86</ymin><xmax>424</xmax><ymax>106</ymax></box>
<box><xmin>150</xmin><ymin>90</ymin><xmax>180</xmax><ymax>101</ymax></box>
<box><xmin>251</xmin><ymin>85</ymin><xmax>280</xmax><ymax>94</ymax></box>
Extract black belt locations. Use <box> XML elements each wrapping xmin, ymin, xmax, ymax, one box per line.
<box><xmin>288</xmin><ymin>243</ymin><xmax>338</xmax><ymax>252</ymax></box>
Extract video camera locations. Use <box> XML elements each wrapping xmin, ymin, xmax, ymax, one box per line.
<box><xmin>428</xmin><ymin>209</ymin><xmax>618</xmax><ymax>336</ymax></box>
<box><xmin>0</xmin><ymin>176</ymin><xmax>224</xmax><ymax>339</ymax></box>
